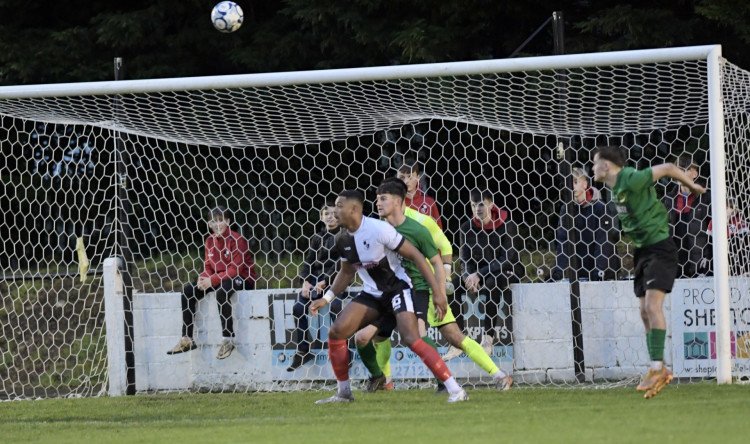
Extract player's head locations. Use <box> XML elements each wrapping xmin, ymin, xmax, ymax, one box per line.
<box><xmin>207</xmin><ymin>206</ymin><xmax>231</xmax><ymax>235</ymax></box>
<box><xmin>397</xmin><ymin>162</ymin><xmax>420</xmax><ymax>194</ymax></box>
<box><xmin>470</xmin><ymin>189</ymin><xmax>494</xmax><ymax>222</ymax></box>
<box><xmin>335</xmin><ymin>190</ymin><xmax>365</xmax><ymax>226</ymax></box>
<box><xmin>320</xmin><ymin>198</ymin><xmax>338</xmax><ymax>230</ymax></box>
<box><xmin>572</xmin><ymin>167</ymin><xmax>589</xmax><ymax>203</ymax></box>
<box><xmin>728</xmin><ymin>197</ymin><xmax>738</xmax><ymax>216</ymax></box>
<box><xmin>592</xmin><ymin>145</ymin><xmax>626</xmax><ymax>182</ymax></box>
<box><xmin>376</xmin><ymin>178</ymin><xmax>407</xmax><ymax>218</ymax></box>
<box><xmin>678</xmin><ymin>155</ymin><xmax>699</xmax><ymax>180</ymax></box>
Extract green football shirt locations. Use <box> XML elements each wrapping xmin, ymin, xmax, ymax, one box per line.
<box><xmin>393</xmin><ymin>216</ymin><xmax>440</xmax><ymax>291</ymax></box>
<box><xmin>611</xmin><ymin>166</ymin><xmax>670</xmax><ymax>247</ymax></box>
<box><xmin>405</xmin><ymin>207</ymin><xmax>453</xmax><ymax>256</ymax></box>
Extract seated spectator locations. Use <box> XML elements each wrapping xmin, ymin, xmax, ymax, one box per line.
<box><xmin>287</xmin><ymin>199</ymin><xmax>344</xmax><ymax>371</ymax></box>
<box><xmin>167</xmin><ymin>206</ymin><xmax>257</xmax><ymax>360</ymax></box>
<box><xmin>663</xmin><ymin>156</ymin><xmax>711</xmax><ymax>278</ymax></box>
<box><xmin>551</xmin><ymin>167</ymin><xmax>620</xmax><ymax>281</ymax></box>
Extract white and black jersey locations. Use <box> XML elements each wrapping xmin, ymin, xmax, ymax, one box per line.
<box><xmin>334</xmin><ymin>216</ymin><xmax>412</xmax><ymax>297</ymax></box>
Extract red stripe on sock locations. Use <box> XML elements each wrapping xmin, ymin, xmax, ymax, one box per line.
<box><xmin>328</xmin><ymin>339</ymin><xmax>350</xmax><ymax>382</ymax></box>
<box><xmin>410</xmin><ymin>338</ymin><xmax>452</xmax><ymax>382</ymax></box>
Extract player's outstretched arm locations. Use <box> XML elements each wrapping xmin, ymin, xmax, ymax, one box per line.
<box><xmin>310</xmin><ymin>261</ymin><xmax>355</xmax><ymax>316</ymax></box>
<box><xmin>398</xmin><ymin>239</ymin><xmax>447</xmax><ymax>321</ymax></box>
<box><xmin>428</xmin><ymin>253</ymin><xmax>446</xmax><ymax>295</ymax></box>
<box><xmin>652</xmin><ymin>163</ymin><xmax>707</xmax><ymax>195</ymax></box>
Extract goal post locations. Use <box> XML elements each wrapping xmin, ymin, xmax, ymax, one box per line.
<box><xmin>1</xmin><ymin>44</ymin><xmax>747</xmax><ymax>398</ymax></box>
<box><xmin>706</xmin><ymin>45</ymin><xmax>731</xmax><ymax>384</ymax></box>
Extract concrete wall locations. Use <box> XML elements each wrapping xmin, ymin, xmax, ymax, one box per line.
<box><xmin>105</xmin><ymin>275</ymin><xmax>687</xmax><ymax>393</ymax></box>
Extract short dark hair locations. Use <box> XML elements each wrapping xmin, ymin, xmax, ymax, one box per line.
<box><xmin>322</xmin><ymin>197</ymin><xmax>337</xmax><ymax>209</ymax></box>
<box><xmin>470</xmin><ymin>189</ymin><xmax>493</xmax><ymax>203</ymax></box>
<box><xmin>209</xmin><ymin>206</ymin><xmax>232</xmax><ymax>222</ymax></box>
<box><xmin>592</xmin><ymin>145</ymin><xmax>627</xmax><ymax>167</ymax></box>
<box><xmin>677</xmin><ymin>155</ymin><xmax>699</xmax><ymax>171</ymax></box>
<box><xmin>377</xmin><ymin>177</ymin><xmax>407</xmax><ymax>200</ymax></box>
<box><xmin>398</xmin><ymin>162</ymin><xmax>419</xmax><ymax>175</ymax></box>
<box><xmin>339</xmin><ymin>189</ymin><xmax>365</xmax><ymax>206</ymax></box>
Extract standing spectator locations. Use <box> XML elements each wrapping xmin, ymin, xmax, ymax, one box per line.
<box><xmin>397</xmin><ymin>162</ymin><xmax>443</xmax><ymax>229</ymax></box>
<box><xmin>287</xmin><ymin>200</ymin><xmax>344</xmax><ymax>371</ymax></box>
<box><xmin>702</xmin><ymin>197</ymin><xmax>750</xmax><ymax>276</ymax></box>
<box><xmin>552</xmin><ymin>167</ymin><xmax>620</xmax><ymax>281</ymax></box>
<box><xmin>456</xmin><ymin>190</ymin><xmax>524</xmax><ymax>352</ymax></box>
<box><xmin>663</xmin><ymin>156</ymin><xmax>711</xmax><ymax>278</ymax></box>
<box><xmin>167</xmin><ymin>206</ymin><xmax>257</xmax><ymax>360</ymax></box>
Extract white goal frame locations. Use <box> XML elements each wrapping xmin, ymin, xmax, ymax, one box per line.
<box><xmin>0</xmin><ymin>44</ymin><xmax>733</xmax><ymax>388</ymax></box>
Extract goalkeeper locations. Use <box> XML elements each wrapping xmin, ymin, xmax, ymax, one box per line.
<box><xmin>355</xmin><ymin>178</ymin><xmax>512</xmax><ymax>392</ymax></box>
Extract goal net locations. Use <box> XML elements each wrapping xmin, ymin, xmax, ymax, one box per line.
<box><xmin>0</xmin><ymin>45</ymin><xmax>747</xmax><ymax>398</ymax></box>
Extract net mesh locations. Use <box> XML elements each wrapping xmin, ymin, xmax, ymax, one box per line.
<box><xmin>0</xmin><ymin>52</ymin><xmax>748</xmax><ymax>398</ymax></box>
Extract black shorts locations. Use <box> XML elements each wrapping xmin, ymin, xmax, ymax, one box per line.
<box><xmin>373</xmin><ymin>289</ymin><xmax>429</xmax><ymax>338</ymax></box>
<box><xmin>352</xmin><ymin>286</ymin><xmax>416</xmax><ymax>329</ymax></box>
<box><xmin>633</xmin><ymin>237</ymin><xmax>678</xmax><ymax>297</ymax></box>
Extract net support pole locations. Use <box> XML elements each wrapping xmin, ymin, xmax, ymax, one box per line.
<box><xmin>553</xmin><ymin>10</ymin><xmax>586</xmax><ymax>382</ymax></box>
<box><xmin>707</xmin><ymin>45</ymin><xmax>732</xmax><ymax>384</ymax></box>
<box><xmin>114</xmin><ymin>57</ymin><xmax>137</xmax><ymax>395</ymax></box>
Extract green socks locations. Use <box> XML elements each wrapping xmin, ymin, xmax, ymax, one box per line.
<box><xmin>357</xmin><ymin>341</ymin><xmax>383</xmax><ymax>378</ymax></box>
<box><xmin>460</xmin><ymin>336</ymin><xmax>500</xmax><ymax>375</ymax></box>
<box><xmin>649</xmin><ymin>329</ymin><xmax>666</xmax><ymax>362</ymax></box>
<box><xmin>373</xmin><ymin>339</ymin><xmax>392</xmax><ymax>378</ymax></box>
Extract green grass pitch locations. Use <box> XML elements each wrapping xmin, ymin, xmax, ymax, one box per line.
<box><xmin>1</xmin><ymin>383</ymin><xmax>747</xmax><ymax>443</ymax></box>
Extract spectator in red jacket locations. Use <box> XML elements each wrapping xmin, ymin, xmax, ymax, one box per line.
<box><xmin>167</xmin><ymin>206</ymin><xmax>257</xmax><ymax>360</ymax></box>
<box><xmin>397</xmin><ymin>162</ymin><xmax>443</xmax><ymax>229</ymax></box>
<box><xmin>702</xmin><ymin>197</ymin><xmax>749</xmax><ymax>276</ymax></box>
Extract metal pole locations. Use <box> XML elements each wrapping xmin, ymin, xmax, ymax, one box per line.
<box><xmin>706</xmin><ymin>46</ymin><xmax>732</xmax><ymax>384</ymax></box>
<box><xmin>552</xmin><ymin>10</ymin><xmax>585</xmax><ymax>382</ymax></box>
<box><xmin>114</xmin><ymin>57</ymin><xmax>136</xmax><ymax>395</ymax></box>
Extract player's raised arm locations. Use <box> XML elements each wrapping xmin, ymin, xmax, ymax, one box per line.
<box><xmin>310</xmin><ymin>260</ymin><xmax>355</xmax><ymax>316</ymax></box>
<box><xmin>397</xmin><ymin>239</ymin><xmax>448</xmax><ymax>321</ymax></box>
<box><xmin>651</xmin><ymin>163</ymin><xmax>707</xmax><ymax>195</ymax></box>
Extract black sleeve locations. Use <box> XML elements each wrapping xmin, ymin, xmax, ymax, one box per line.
<box><xmin>300</xmin><ymin>233</ymin><xmax>321</xmax><ymax>282</ymax></box>
<box><xmin>505</xmin><ymin>221</ymin><xmax>525</xmax><ymax>280</ymax></box>
<box><xmin>553</xmin><ymin>205</ymin><xmax>569</xmax><ymax>279</ymax></box>
<box><xmin>459</xmin><ymin>222</ymin><xmax>476</xmax><ymax>278</ymax></box>
<box><xmin>320</xmin><ymin>233</ymin><xmax>339</xmax><ymax>284</ymax></box>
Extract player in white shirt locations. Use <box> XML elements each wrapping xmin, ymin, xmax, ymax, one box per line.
<box><xmin>311</xmin><ymin>190</ymin><xmax>468</xmax><ymax>403</ymax></box>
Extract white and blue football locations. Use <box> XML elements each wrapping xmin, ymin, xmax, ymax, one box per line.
<box><xmin>211</xmin><ymin>2</ymin><xmax>244</xmax><ymax>33</ymax></box>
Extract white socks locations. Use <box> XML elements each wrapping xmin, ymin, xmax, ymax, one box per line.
<box><xmin>337</xmin><ymin>380</ymin><xmax>351</xmax><ymax>393</ymax></box>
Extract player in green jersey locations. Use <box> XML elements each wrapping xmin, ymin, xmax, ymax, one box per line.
<box><xmin>592</xmin><ymin>146</ymin><xmax>706</xmax><ymax>399</ymax></box>
<box><xmin>355</xmin><ymin>178</ymin><xmax>512</xmax><ymax>392</ymax></box>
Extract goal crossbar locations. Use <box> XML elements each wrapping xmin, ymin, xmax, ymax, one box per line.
<box><xmin>0</xmin><ymin>45</ymin><xmax>721</xmax><ymax>99</ymax></box>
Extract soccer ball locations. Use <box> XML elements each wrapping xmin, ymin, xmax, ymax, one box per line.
<box><xmin>211</xmin><ymin>1</ymin><xmax>244</xmax><ymax>33</ymax></box>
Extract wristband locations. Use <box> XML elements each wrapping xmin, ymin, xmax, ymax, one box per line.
<box><xmin>443</xmin><ymin>263</ymin><xmax>452</xmax><ymax>276</ymax></box>
<box><xmin>323</xmin><ymin>290</ymin><xmax>336</xmax><ymax>303</ymax></box>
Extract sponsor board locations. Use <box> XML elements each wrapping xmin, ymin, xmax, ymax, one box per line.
<box><xmin>671</xmin><ymin>277</ymin><xmax>750</xmax><ymax>377</ymax></box>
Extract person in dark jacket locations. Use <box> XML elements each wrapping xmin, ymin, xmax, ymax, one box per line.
<box><xmin>167</xmin><ymin>206</ymin><xmax>257</xmax><ymax>360</ymax></box>
<box><xmin>552</xmin><ymin>167</ymin><xmax>620</xmax><ymax>281</ymax></box>
<box><xmin>453</xmin><ymin>190</ymin><xmax>525</xmax><ymax>352</ymax></box>
<box><xmin>662</xmin><ymin>156</ymin><xmax>711</xmax><ymax>277</ymax></box>
<box><xmin>287</xmin><ymin>199</ymin><xmax>344</xmax><ymax>370</ymax></box>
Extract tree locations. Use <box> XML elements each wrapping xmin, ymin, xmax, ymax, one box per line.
<box><xmin>2</xmin><ymin>1</ymin><xmax>750</xmax><ymax>83</ymax></box>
